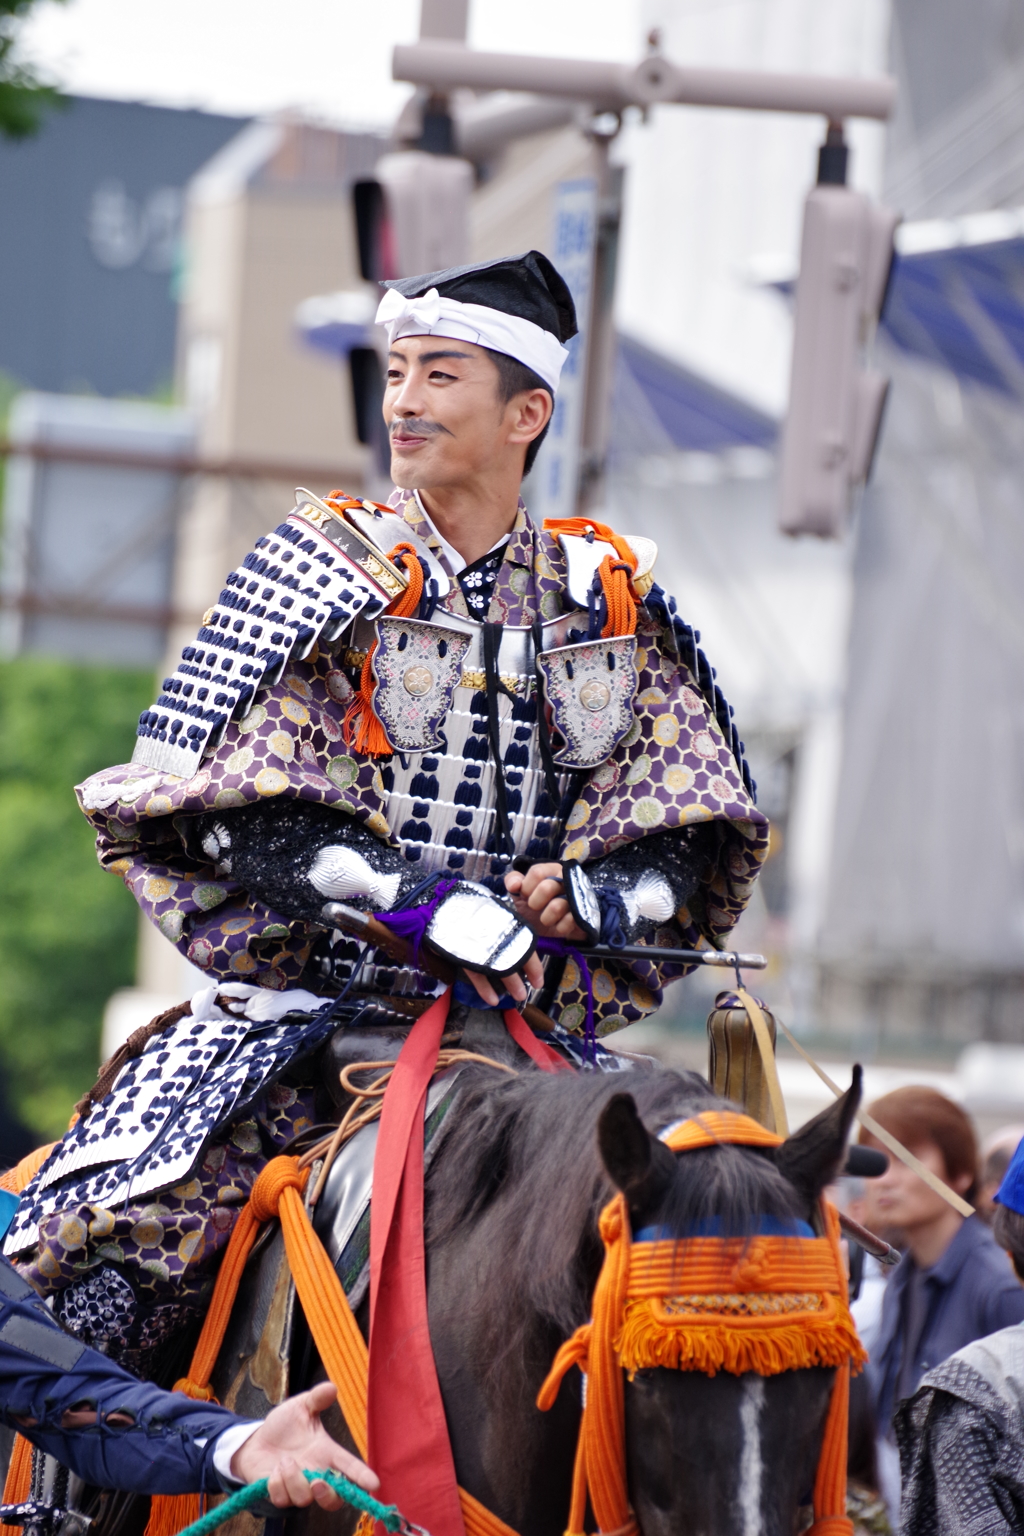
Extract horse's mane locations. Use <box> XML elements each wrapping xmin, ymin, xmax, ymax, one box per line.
<box><xmin>426</xmin><ymin>1063</ymin><xmax>805</xmax><ymax>1376</ymax></box>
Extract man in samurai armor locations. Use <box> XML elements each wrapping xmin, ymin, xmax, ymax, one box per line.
<box><xmin>3</xmin><ymin>251</ymin><xmax>768</xmax><ymax>1367</ymax></box>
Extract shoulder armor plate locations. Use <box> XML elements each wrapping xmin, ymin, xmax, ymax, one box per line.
<box><xmin>556</xmin><ymin>530</ymin><xmax>657</xmax><ymax>605</ymax></box>
<box><xmin>130</xmin><ymin>490</ymin><xmax>406</xmax><ymax>778</ymax></box>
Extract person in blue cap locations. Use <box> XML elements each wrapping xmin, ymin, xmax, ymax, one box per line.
<box><xmin>0</xmin><ymin>1253</ymin><xmax>376</xmax><ymax>1510</ymax></box>
<box><xmin>896</xmin><ymin>1130</ymin><xmax>1024</xmax><ymax>1535</ymax></box>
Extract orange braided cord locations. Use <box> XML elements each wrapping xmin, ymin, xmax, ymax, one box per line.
<box><xmin>661</xmin><ymin>1110</ymin><xmax>783</xmax><ymax>1152</ymax></box>
<box><xmin>562</xmin><ymin>1419</ymin><xmax>589</xmax><ymax>1536</ymax></box>
<box><xmin>0</xmin><ymin>1143</ymin><xmax>56</xmax><ymax>1195</ymax></box>
<box><xmin>628</xmin><ymin>1234</ymin><xmax>844</xmax><ymax>1297</ymax></box>
<box><xmin>1</xmin><ymin>1434</ymin><xmax>33</xmax><ymax>1536</ymax></box>
<box><xmin>144</xmin><ymin>1184</ymin><xmax>265</xmax><ymax>1536</ymax></box>
<box><xmin>537</xmin><ymin>1195</ymin><xmax>636</xmax><ymax>1536</ymax></box>
<box><xmin>809</xmin><ymin>1360</ymin><xmax>853</xmax><ymax>1532</ymax></box>
<box><xmin>804</xmin><ymin>1202</ymin><xmax>856</xmax><ymax>1533</ymax></box>
<box><xmin>138</xmin><ymin>1154</ymin><xmax>517</xmax><ymax>1536</ymax></box>
<box><xmin>325</xmin><ymin>494</ymin><xmax>395</xmax><ymax>517</ymax></box>
<box><xmin>263</xmin><ymin>1160</ymin><xmax>370</xmax><ymax>1458</ymax></box>
<box><xmin>174</xmin><ymin>1204</ymin><xmax>262</xmax><ymax>1397</ymax></box>
<box><xmin>263</xmin><ymin>1159</ymin><xmax>519</xmax><ymax>1536</ymax></box>
<box><xmin>542</xmin><ymin>518</ymin><xmax>637</xmax><ymax>573</ymax></box>
<box><xmin>459</xmin><ymin>1491</ymin><xmax>519</xmax><ymax>1536</ymax></box>
<box><xmin>597</xmin><ymin>555</ymin><xmax>636</xmax><ymax>640</ymax></box>
<box><xmin>542</xmin><ymin>518</ymin><xmax>639</xmax><ymax>641</ymax></box>
<box><xmin>584</xmin><ymin>1195</ymin><xmax>633</xmax><ymax>1535</ymax></box>
<box><xmin>343</xmin><ymin>542</ymin><xmax>424</xmax><ymax>757</ymax></box>
<box><xmin>264</xmin><ymin>1161</ymin><xmax>519</xmax><ymax>1536</ymax></box>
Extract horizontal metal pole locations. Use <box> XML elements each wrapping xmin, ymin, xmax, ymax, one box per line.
<box><xmin>582</xmin><ymin>944</ymin><xmax>767</xmax><ymax>968</ymax></box>
<box><xmin>322</xmin><ymin>904</ymin><xmax>766</xmax><ymax>973</ymax></box>
<box><xmin>393</xmin><ymin>42</ymin><xmax>896</xmax><ymax>121</ymax></box>
<box><xmin>455</xmin><ymin>93</ymin><xmax>579</xmax><ymax>160</ymax></box>
<box><xmin>0</xmin><ymin>435</ymin><xmax>365</xmax><ymax>486</ymax></box>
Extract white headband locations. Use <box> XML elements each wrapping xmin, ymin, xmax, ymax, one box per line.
<box><xmin>375</xmin><ymin>287</ymin><xmax>569</xmax><ymax>392</ymax></box>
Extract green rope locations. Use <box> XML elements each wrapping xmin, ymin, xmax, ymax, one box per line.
<box><xmin>174</xmin><ymin>1469</ymin><xmax>409</xmax><ymax>1536</ymax></box>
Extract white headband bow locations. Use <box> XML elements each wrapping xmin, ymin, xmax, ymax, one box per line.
<box><xmin>375</xmin><ymin>286</ymin><xmax>569</xmax><ymax>392</ymax></box>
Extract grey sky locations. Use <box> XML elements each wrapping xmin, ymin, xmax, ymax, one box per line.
<box><xmin>19</xmin><ymin>0</ymin><xmax>643</xmax><ymax>130</ymax></box>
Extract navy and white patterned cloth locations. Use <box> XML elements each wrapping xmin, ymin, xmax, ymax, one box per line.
<box><xmin>548</xmin><ymin>1021</ymin><xmax>634</xmax><ymax>1072</ymax></box>
<box><xmin>456</xmin><ymin>545</ymin><xmax>506</xmax><ymax>619</ymax></box>
<box><xmin>897</xmin><ymin>1323</ymin><xmax>1024</xmax><ymax>1535</ymax></box>
<box><xmin>4</xmin><ymin>990</ymin><xmax>340</xmax><ymax>1255</ymax></box>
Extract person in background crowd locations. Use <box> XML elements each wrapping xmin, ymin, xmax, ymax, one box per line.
<box><xmin>858</xmin><ymin>1087</ymin><xmax>1024</xmax><ymax>1519</ymax></box>
<box><xmin>897</xmin><ymin>1133</ymin><xmax>1024</xmax><ymax>1535</ymax></box>
<box><xmin>976</xmin><ymin>1126</ymin><xmax>1024</xmax><ymax>1225</ymax></box>
<box><xmin>842</xmin><ymin>1171</ymin><xmax>901</xmax><ymax>1360</ymax></box>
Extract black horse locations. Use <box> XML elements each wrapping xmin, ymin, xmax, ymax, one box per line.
<box><xmin>265</xmin><ymin>1056</ymin><xmax>861</xmax><ymax>1536</ymax></box>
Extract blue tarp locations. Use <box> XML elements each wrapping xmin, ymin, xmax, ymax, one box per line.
<box><xmin>882</xmin><ymin>239</ymin><xmax>1024</xmax><ymax>392</ymax></box>
<box><xmin>613</xmin><ymin>334</ymin><xmax>778</xmax><ymax>451</ymax></box>
<box><xmin>878</xmin><ymin>242</ymin><xmax>1024</xmax><ymax>390</ymax></box>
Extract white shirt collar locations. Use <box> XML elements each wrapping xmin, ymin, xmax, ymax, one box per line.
<box><xmin>413</xmin><ymin>492</ymin><xmax>510</xmax><ymax>577</ymax></box>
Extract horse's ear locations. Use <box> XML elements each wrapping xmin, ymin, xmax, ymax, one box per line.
<box><xmin>597</xmin><ymin>1092</ymin><xmax>675</xmax><ymax>1218</ymax></box>
<box><xmin>773</xmin><ymin>1065</ymin><xmax>863</xmax><ymax>1209</ymax></box>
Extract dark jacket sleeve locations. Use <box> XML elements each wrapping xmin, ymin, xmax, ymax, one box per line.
<box><xmin>0</xmin><ymin>1259</ymin><xmax>243</xmax><ymax>1495</ymax></box>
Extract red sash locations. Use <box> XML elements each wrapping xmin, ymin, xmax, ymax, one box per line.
<box><xmin>367</xmin><ymin>990</ymin><xmax>571</xmax><ymax>1534</ymax></box>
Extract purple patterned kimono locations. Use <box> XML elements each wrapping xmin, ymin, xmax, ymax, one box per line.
<box><xmin>76</xmin><ymin>490</ymin><xmax>768</xmax><ymax>1033</ymax></box>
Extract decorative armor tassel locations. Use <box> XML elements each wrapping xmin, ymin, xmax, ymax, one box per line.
<box><xmin>707</xmin><ymin>989</ymin><xmax>786</xmax><ymax>1134</ymax></box>
<box><xmin>343</xmin><ymin>543</ymin><xmax>424</xmax><ymax>757</ymax></box>
<box><xmin>542</xmin><ymin>517</ymin><xmax>640</xmax><ymax>636</ymax></box>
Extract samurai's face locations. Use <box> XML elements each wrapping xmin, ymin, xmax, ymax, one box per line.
<box><xmin>383</xmin><ymin>333</ymin><xmax>551</xmax><ymax>493</ymax></box>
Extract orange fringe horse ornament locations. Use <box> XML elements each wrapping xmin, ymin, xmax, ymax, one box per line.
<box><xmin>538</xmin><ymin>1110</ymin><xmax>867</xmax><ymax>1536</ymax></box>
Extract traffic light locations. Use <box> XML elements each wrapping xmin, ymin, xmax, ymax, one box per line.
<box><xmin>348</xmin><ymin>148</ymin><xmax>472</xmax><ymax>469</ymax></box>
<box><xmin>778</xmin><ymin>129</ymin><xmax>900</xmax><ymax>537</ymax></box>
<box><xmin>353</xmin><ymin>151</ymin><xmax>472</xmax><ymax>281</ymax></box>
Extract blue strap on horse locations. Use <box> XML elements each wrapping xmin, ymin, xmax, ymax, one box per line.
<box><xmin>171</xmin><ymin>1469</ymin><xmax>428</xmax><ymax>1536</ymax></box>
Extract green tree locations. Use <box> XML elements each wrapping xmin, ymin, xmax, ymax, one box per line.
<box><xmin>0</xmin><ymin>0</ymin><xmax>63</xmax><ymax>140</ymax></box>
<box><xmin>0</xmin><ymin>658</ymin><xmax>154</xmax><ymax>1136</ymax></box>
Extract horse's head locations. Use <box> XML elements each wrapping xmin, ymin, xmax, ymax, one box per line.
<box><xmin>597</xmin><ymin>1071</ymin><xmax>862</xmax><ymax>1536</ymax></box>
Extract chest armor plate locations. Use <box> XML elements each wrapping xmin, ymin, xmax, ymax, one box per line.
<box><xmin>355</xmin><ymin>614</ymin><xmax>580</xmax><ymax>882</ymax></box>
<box><xmin>371</xmin><ymin>618</ymin><xmax>472</xmax><ymax>752</ymax></box>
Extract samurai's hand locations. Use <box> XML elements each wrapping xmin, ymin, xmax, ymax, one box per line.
<box><xmin>504</xmin><ymin>862</ymin><xmax>587</xmax><ymax>942</ymax></box>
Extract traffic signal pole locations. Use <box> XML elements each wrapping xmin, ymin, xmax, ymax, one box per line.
<box><xmin>392</xmin><ymin>43</ymin><xmax>895</xmax><ymax>123</ymax></box>
<box><xmin>392</xmin><ymin>40</ymin><xmax>898</xmax><ymax>535</ymax></box>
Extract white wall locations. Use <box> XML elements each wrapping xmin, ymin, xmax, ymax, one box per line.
<box><xmin>614</xmin><ymin>0</ymin><xmax>891</xmax><ymax>415</ymax></box>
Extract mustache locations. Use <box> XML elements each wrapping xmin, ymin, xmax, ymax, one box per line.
<box><xmin>389</xmin><ymin>417</ymin><xmax>453</xmax><ymax>439</ymax></box>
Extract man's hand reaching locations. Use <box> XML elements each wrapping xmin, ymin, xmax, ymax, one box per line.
<box><xmin>229</xmin><ymin>1381</ymin><xmax>378</xmax><ymax>1510</ymax></box>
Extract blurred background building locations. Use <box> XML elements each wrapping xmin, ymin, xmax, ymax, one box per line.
<box><xmin>5</xmin><ymin>0</ymin><xmax>1024</xmax><ymax>1141</ymax></box>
